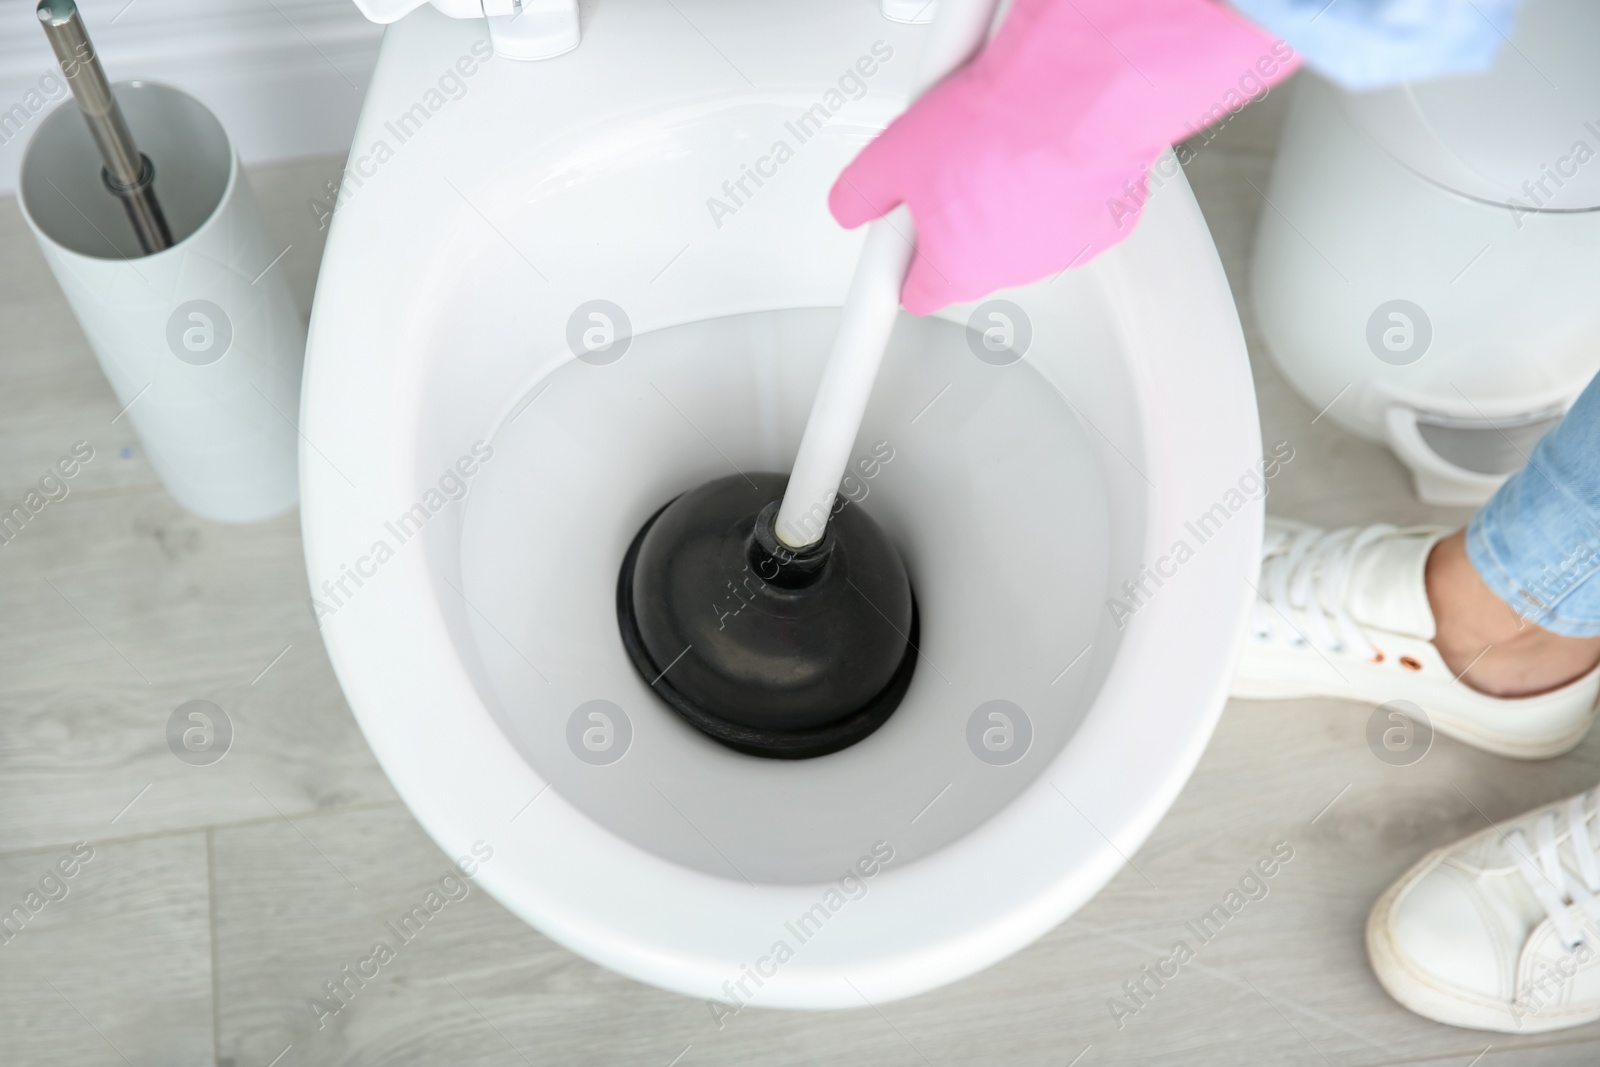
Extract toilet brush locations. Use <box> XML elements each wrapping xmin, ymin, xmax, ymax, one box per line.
<box><xmin>616</xmin><ymin>0</ymin><xmax>1005</xmax><ymax>758</ymax></box>
<box><xmin>19</xmin><ymin>0</ymin><xmax>305</xmax><ymax>523</ymax></box>
<box><xmin>35</xmin><ymin>0</ymin><xmax>173</xmax><ymax>254</ymax></box>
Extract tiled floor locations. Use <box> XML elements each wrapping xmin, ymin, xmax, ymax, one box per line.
<box><xmin>3</xmin><ymin>78</ymin><xmax>1598</xmax><ymax>1066</ymax></box>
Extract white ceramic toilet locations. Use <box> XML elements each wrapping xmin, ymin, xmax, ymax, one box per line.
<box><xmin>302</xmin><ymin>0</ymin><xmax>1263</xmax><ymax>1008</ymax></box>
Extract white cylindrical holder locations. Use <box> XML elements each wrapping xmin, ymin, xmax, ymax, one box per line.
<box><xmin>19</xmin><ymin>80</ymin><xmax>303</xmax><ymax>524</ymax></box>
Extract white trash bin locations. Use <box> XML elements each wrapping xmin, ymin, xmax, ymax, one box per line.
<box><xmin>19</xmin><ymin>79</ymin><xmax>304</xmax><ymax>524</ymax></box>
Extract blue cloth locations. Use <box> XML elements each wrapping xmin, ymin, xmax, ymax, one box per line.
<box><xmin>1469</xmin><ymin>372</ymin><xmax>1600</xmax><ymax>637</ymax></box>
<box><xmin>1228</xmin><ymin>0</ymin><xmax>1523</xmax><ymax>91</ymax></box>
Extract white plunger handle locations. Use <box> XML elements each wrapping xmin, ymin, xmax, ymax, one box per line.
<box><xmin>773</xmin><ymin>0</ymin><xmax>1005</xmax><ymax>549</ymax></box>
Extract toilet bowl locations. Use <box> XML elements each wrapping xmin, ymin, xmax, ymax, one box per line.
<box><xmin>302</xmin><ymin>0</ymin><xmax>1263</xmax><ymax>1007</ymax></box>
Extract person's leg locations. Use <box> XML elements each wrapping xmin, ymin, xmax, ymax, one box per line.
<box><xmin>1432</xmin><ymin>370</ymin><xmax>1600</xmax><ymax>695</ymax></box>
<box><xmin>1428</xmin><ymin>531</ymin><xmax>1600</xmax><ymax>697</ymax></box>
<box><xmin>1367</xmin><ymin>373</ymin><xmax>1600</xmax><ymax>1034</ymax></box>
<box><xmin>1233</xmin><ymin>377</ymin><xmax>1600</xmax><ymax>759</ymax></box>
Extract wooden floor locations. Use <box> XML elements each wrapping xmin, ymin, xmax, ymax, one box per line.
<box><xmin>4</xmin><ymin>79</ymin><xmax>1599</xmax><ymax>1067</ymax></box>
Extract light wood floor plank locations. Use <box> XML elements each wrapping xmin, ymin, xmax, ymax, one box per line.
<box><xmin>0</xmin><ymin>833</ymin><xmax>212</xmax><ymax>1066</ymax></box>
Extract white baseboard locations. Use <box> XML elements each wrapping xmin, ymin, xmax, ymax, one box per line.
<box><xmin>0</xmin><ymin>0</ymin><xmax>383</xmax><ymax>195</ymax></box>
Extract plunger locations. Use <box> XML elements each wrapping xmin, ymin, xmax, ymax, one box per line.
<box><xmin>618</xmin><ymin>0</ymin><xmax>1003</xmax><ymax>759</ymax></box>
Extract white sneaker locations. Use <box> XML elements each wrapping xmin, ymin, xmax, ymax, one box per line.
<box><xmin>1231</xmin><ymin>519</ymin><xmax>1600</xmax><ymax>759</ymax></box>
<box><xmin>1369</xmin><ymin>786</ymin><xmax>1600</xmax><ymax>1032</ymax></box>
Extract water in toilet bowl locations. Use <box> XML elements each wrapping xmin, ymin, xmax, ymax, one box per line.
<box><xmin>450</xmin><ymin>308</ymin><xmax>1113</xmax><ymax>884</ymax></box>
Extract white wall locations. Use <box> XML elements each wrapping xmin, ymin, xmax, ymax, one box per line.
<box><xmin>0</xmin><ymin>0</ymin><xmax>382</xmax><ymax>195</ymax></box>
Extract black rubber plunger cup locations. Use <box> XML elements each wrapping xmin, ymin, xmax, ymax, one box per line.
<box><xmin>617</xmin><ymin>472</ymin><xmax>917</xmax><ymax>759</ymax></box>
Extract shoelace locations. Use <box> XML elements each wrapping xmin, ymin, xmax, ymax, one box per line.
<box><xmin>1251</xmin><ymin>525</ymin><xmax>1394</xmax><ymax>658</ymax></box>
<box><xmin>1507</xmin><ymin>788</ymin><xmax>1600</xmax><ymax>951</ymax></box>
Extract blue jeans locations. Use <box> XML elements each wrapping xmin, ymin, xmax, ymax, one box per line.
<box><xmin>1469</xmin><ymin>372</ymin><xmax>1600</xmax><ymax>638</ymax></box>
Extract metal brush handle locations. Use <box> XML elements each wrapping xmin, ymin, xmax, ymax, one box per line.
<box><xmin>36</xmin><ymin>0</ymin><xmax>173</xmax><ymax>254</ymax></box>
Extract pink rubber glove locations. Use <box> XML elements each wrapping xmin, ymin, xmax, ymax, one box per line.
<box><xmin>830</xmin><ymin>0</ymin><xmax>1300</xmax><ymax>314</ymax></box>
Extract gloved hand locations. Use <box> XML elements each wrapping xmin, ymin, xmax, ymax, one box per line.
<box><xmin>829</xmin><ymin>0</ymin><xmax>1300</xmax><ymax>314</ymax></box>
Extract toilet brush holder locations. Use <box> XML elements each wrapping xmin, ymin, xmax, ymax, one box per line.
<box><xmin>19</xmin><ymin>80</ymin><xmax>303</xmax><ymax>524</ymax></box>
